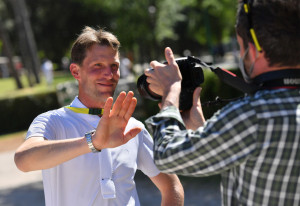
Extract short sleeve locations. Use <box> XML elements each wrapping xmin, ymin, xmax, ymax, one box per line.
<box><xmin>137</xmin><ymin>129</ymin><xmax>160</xmax><ymax>177</ymax></box>
<box><xmin>26</xmin><ymin>111</ymin><xmax>57</xmax><ymax>140</ymax></box>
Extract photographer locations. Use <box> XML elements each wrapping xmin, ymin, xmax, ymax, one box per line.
<box><xmin>145</xmin><ymin>0</ymin><xmax>300</xmax><ymax>205</ymax></box>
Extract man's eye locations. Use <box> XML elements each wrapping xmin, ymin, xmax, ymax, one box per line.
<box><xmin>111</xmin><ymin>64</ymin><xmax>119</xmax><ymax>69</ymax></box>
<box><xmin>95</xmin><ymin>63</ymin><xmax>102</xmax><ymax>67</ymax></box>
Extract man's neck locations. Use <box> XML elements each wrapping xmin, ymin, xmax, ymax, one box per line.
<box><xmin>252</xmin><ymin>66</ymin><xmax>300</xmax><ymax>79</ymax></box>
<box><xmin>77</xmin><ymin>95</ymin><xmax>105</xmax><ymax>109</ymax></box>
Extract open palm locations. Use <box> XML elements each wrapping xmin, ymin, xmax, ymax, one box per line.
<box><xmin>93</xmin><ymin>91</ymin><xmax>142</xmax><ymax>150</ymax></box>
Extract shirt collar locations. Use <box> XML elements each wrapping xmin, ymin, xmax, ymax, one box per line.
<box><xmin>70</xmin><ymin>96</ymin><xmax>87</xmax><ymax>108</ymax></box>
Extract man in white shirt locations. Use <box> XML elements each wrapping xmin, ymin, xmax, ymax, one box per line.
<box><xmin>14</xmin><ymin>26</ymin><xmax>184</xmax><ymax>206</ymax></box>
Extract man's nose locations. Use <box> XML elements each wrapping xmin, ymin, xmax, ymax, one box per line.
<box><xmin>102</xmin><ymin>66</ymin><xmax>113</xmax><ymax>79</ymax></box>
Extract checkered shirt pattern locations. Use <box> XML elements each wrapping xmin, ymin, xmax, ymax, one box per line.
<box><xmin>146</xmin><ymin>89</ymin><xmax>300</xmax><ymax>206</ymax></box>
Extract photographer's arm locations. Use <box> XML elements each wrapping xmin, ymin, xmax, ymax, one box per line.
<box><xmin>180</xmin><ymin>87</ymin><xmax>206</xmax><ymax>130</ymax></box>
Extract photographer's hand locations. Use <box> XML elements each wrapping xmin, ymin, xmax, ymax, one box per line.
<box><xmin>181</xmin><ymin>87</ymin><xmax>206</xmax><ymax>130</ymax></box>
<box><xmin>146</xmin><ymin>47</ymin><xmax>182</xmax><ymax>109</ymax></box>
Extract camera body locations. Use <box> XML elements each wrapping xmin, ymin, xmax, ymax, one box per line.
<box><xmin>137</xmin><ymin>56</ymin><xmax>204</xmax><ymax>111</ymax></box>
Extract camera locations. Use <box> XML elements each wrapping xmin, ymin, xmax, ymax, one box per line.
<box><xmin>137</xmin><ymin>55</ymin><xmax>261</xmax><ymax>110</ymax></box>
<box><xmin>137</xmin><ymin>56</ymin><xmax>204</xmax><ymax>111</ymax></box>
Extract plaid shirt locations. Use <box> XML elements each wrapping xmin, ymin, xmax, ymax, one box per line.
<box><xmin>146</xmin><ymin>89</ymin><xmax>300</xmax><ymax>206</ymax></box>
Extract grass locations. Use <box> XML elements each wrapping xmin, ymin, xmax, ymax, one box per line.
<box><xmin>0</xmin><ymin>71</ymin><xmax>75</xmax><ymax>139</ymax></box>
<box><xmin>0</xmin><ymin>71</ymin><xmax>74</xmax><ymax>100</ymax></box>
<box><xmin>0</xmin><ymin>130</ymin><xmax>27</xmax><ymax>140</ymax></box>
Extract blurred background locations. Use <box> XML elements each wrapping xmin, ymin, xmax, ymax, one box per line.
<box><xmin>0</xmin><ymin>0</ymin><xmax>243</xmax><ymax>205</ymax></box>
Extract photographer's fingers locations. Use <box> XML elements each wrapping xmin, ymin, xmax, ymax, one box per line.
<box><xmin>158</xmin><ymin>102</ymin><xmax>162</xmax><ymax>109</ymax></box>
<box><xmin>145</xmin><ymin>75</ymin><xmax>163</xmax><ymax>96</ymax></box>
<box><xmin>144</xmin><ymin>68</ymin><xmax>153</xmax><ymax>77</ymax></box>
<box><xmin>165</xmin><ymin>47</ymin><xmax>177</xmax><ymax>66</ymax></box>
<box><xmin>149</xmin><ymin>60</ymin><xmax>164</xmax><ymax>71</ymax></box>
<box><xmin>193</xmin><ymin>87</ymin><xmax>202</xmax><ymax>106</ymax></box>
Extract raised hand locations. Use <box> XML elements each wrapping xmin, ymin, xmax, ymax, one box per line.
<box><xmin>145</xmin><ymin>47</ymin><xmax>182</xmax><ymax>97</ymax></box>
<box><xmin>145</xmin><ymin>47</ymin><xmax>182</xmax><ymax>109</ymax></box>
<box><xmin>92</xmin><ymin>91</ymin><xmax>142</xmax><ymax>150</ymax></box>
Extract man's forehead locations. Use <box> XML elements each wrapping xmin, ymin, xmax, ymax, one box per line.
<box><xmin>86</xmin><ymin>44</ymin><xmax>119</xmax><ymax>60</ymax></box>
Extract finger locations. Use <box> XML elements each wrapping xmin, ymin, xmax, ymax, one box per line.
<box><xmin>124</xmin><ymin>97</ymin><xmax>137</xmax><ymax>120</ymax></box>
<box><xmin>193</xmin><ymin>87</ymin><xmax>202</xmax><ymax>106</ymax></box>
<box><xmin>146</xmin><ymin>76</ymin><xmax>160</xmax><ymax>88</ymax></box>
<box><xmin>110</xmin><ymin>91</ymin><xmax>126</xmax><ymax>116</ymax></box>
<box><xmin>150</xmin><ymin>60</ymin><xmax>164</xmax><ymax>70</ymax></box>
<box><xmin>123</xmin><ymin>127</ymin><xmax>142</xmax><ymax>143</ymax></box>
<box><xmin>164</xmin><ymin>47</ymin><xmax>177</xmax><ymax>66</ymax></box>
<box><xmin>102</xmin><ymin>97</ymin><xmax>113</xmax><ymax>118</ymax></box>
<box><xmin>148</xmin><ymin>83</ymin><xmax>162</xmax><ymax>96</ymax></box>
<box><xmin>158</xmin><ymin>102</ymin><xmax>162</xmax><ymax>109</ymax></box>
<box><xmin>146</xmin><ymin>75</ymin><xmax>158</xmax><ymax>84</ymax></box>
<box><xmin>119</xmin><ymin>91</ymin><xmax>134</xmax><ymax>117</ymax></box>
<box><xmin>144</xmin><ymin>68</ymin><xmax>154</xmax><ymax>77</ymax></box>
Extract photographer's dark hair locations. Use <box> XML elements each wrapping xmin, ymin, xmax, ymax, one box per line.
<box><xmin>71</xmin><ymin>26</ymin><xmax>120</xmax><ymax>65</ymax></box>
<box><xmin>236</xmin><ymin>0</ymin><xmax>300</xmax><ymax>67</ymax></box>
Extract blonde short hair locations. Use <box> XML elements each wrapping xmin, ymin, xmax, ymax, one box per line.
<box><xmin>71</xmin><ymin>26</ymin><xmax>120</xmax><ymax>65</ymax></box>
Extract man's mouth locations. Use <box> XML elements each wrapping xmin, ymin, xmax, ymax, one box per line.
<box><xmin>96</xmin><ymin>82</ymin><xmax>115</xmax><ymax>88</ymax></box>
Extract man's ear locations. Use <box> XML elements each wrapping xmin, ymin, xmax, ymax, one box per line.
<box><xmin>248</xmin><ymin>42</ymin><xmax>263</xmax><ymax>61</ymax></box>
<box><xmin>70</xmin><ymin>63</ymin><xmax>80</xmax><ymax>80</ymax></box>
<box><xmin>247</xmin><ymin>42</ymin><xmax>269</xmax><ymax>74</ymax></box>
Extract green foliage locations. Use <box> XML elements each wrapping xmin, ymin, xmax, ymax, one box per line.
<box><xmin>0</xmin><ymin>72</ymin><xmax>74</xmax><ymax>99</ymax></box>
<box><xmin>201</xmin><ymin>69</ymin><xmax>243</xmax><ymax>118</ymax></box>
<box><xmin>0</xmin><ymin>72</ymin><xmax>73</xmax><ymax>135</ymax></box>
<box><xmin>182</xmin><ymin>0</ymin><xmax>236</xmax><ymax>48</ymax></box>
<box><xmin>155</xmin><ymin>0</ymin><xmax>186</xmax><ymax>42</ymax></box>
<box><xmin>2</xmin><ymin>0</ymin><xmax>238</xmax><ymax>75</ymax></box>
<box><xmin>0</xmin><ymin>91</ymin><xmax>60</xmax><ymax>135</ymax></box>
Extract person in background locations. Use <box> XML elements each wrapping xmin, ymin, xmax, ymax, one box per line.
<box><xmin>119</xmin><ymin>55</ymin><xmax>132</xmax><ymax>79</ymax></box>
<box><xmin>14</xmin><ymin>26</ymin><xmax>184</xmax><ymax>206</ymax></box>
<box><xmin>145</xmin><ymin>0</ymin><xmax>300</xmax><ymax>205</ymax></box>
<box><xmin>41</xmin><ymin>58</ymin><xmax>54</xmax><ymax>85</ymax></box>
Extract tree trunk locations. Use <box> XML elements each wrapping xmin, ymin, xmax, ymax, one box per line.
<box><xmin>10</xmin><ymin>0</ymin><xmax>40</xmax><ymax>85</ymax></box>
<box><xmin>0</xmin><ymin>20</ymin><xmax>23</xmax><ymax>89</ymax></box>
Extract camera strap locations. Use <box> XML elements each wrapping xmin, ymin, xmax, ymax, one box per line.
<box><xmin>213</xmin><ymin>68</ymin><xmax>300</xmax><ymax>94</ymax></box>
<box><xmin>188</xmin><ymin>56</ymin><xmax>260</xmax><ymax>94</ymax></box>
<box><xmin>252</xmin><ymin>69</ymin><xmax>300</xmax><ymax>90</ymax></box>
<box><xmin>189</xmin><ymin>56</ymin><xmax>300</xmax><ymax>94</ymax></box>
<box><xmin>202</xmin><ymin>69</ymin><xmax>300</xmax><ymax>107</ymax></box>
<box><xmin>211</xmin><ymin>67</ymin><xmax>260</xmax><ymax>94</ymax></box>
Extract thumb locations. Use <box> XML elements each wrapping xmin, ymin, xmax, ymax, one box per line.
<box><xmin>165</xmin><ymin>47</ymin><xmax>177</xmax><ymax>66</ymax></box>
<box><xmin>124</xmin><ymin>128</ymin><xmax>142</xmax><ymax>142</ymax></box>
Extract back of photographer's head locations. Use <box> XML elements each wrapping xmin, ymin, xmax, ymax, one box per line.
<box><xmin>236</xmin><ymin>0</ymin><xmax>300</xmax><ymax>68</ymax></box>
<box><xmin>71</xmin><ymin>26</ymin><xmax>120</xmax><ymax>66</ymax></box>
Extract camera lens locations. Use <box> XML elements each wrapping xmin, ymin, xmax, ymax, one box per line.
<box><xmin>137</xmin><ymin>73</ymin><xmax>162</xmax><ymax>101</ymax></box>
<box><xmin>136</xmin><ymin>56</ymin><xmax>204</xmax><ymax>111</ymax></box>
